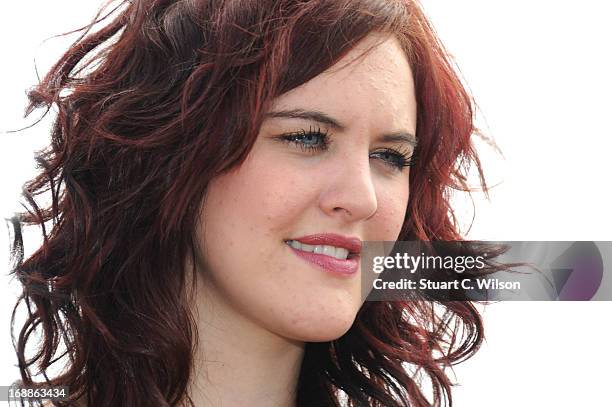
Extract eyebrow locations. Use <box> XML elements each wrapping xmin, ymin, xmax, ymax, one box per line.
<box><xmin>265</xmin><ymin>108</ymin><xmax>418</xmax><ymax>147</ymax></box>
<box><xmin>266</xmin><ymin>109</ymin><xmax>346</xmax><ymax>130</ymax></box>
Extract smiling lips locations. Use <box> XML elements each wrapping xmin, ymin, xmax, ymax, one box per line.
<box><xmin>285</xmin><ymin>233</ymin><xmax>361</xmax><ymax>276</ymax></box>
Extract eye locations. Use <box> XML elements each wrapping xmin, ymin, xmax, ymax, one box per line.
<box><xmin>276</xmin><ymin>127</ymin><xmax>418</xmax><ymax>171</ymax></box>
<box><xmin>370</xmin><ymin>147</ymin><xmax>417</xmax><ymax>171</ymax></box>
<box><xmin>278</xmin><ymin>126</ymin><xmax>330</xmax><ymax>153</ymax></box>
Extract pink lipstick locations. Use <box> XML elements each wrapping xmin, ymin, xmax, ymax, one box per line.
<box><xmin>285</xmin><ymin>233</ymin><xmax>361</xmax><ymax>276</ymax></box>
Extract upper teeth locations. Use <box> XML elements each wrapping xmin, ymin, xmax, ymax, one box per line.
<box><xmin>286</xmin><ymin>240</ymin><xmax>350</xmax><ymax>260</ymax></box>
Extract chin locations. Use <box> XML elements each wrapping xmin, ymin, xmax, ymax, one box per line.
<box><xmin>281</xmin><ymin>311</ymin><xmax>358</xmax><ymax>343</ymax></box>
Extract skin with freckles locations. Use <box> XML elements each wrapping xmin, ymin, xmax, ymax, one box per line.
<box><xmin>188</xmin><ymin>32</ymin><xmax>417</xmax><ymax>406</ymax></box>
<box><xmin>196</xmin><ymin>32</ymin><xmax>416</xmax><ymax>342</ymax></box>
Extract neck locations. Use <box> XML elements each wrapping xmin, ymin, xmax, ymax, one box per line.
<box><xmin>186</xmin><ymin>274</ymin><xmax>305</xmax><ymax>407</ymax></box>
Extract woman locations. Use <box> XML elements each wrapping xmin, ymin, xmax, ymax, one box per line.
<box><xmin>9</xmin><ymin>0</ymin><xmax>497</xmax><ymax>405</ymax></box>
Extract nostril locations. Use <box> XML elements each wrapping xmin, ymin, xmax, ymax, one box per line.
<box><xmin>333</xmin><ymin>207</ymin><xmax>351</xmax><ymax>215</ymax></box>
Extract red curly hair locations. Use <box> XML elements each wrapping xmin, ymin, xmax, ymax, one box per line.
<box><xmin>10</xmin><ymin>0</ymin><xmax>499</xmax><ymax>405</ymax></box>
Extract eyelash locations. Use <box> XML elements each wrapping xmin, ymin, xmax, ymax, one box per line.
<box><xmin>278</xmin><ymin>126</ymin><xmax>417</xmax><ymax>171</ymax></box>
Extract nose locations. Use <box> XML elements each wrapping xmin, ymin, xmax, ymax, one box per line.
<box><xmin>318</xmin><ymin>154</ymin><xmax>378</xmax><ymax>222</ymax></box>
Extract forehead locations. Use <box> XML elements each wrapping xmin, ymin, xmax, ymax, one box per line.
<box><xmin>270</xmin><ymin>33</ymin><xmax>417</xmax><ymax>132</ymax></box>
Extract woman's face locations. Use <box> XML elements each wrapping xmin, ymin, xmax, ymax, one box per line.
<box><xmin>195</xmin><ymin>33</ymin><xmax>417</xmax><ymax>342</ymax></box>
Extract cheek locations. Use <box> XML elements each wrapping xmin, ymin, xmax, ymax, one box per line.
<box><xmin>199</xmin><ymin>158</ymin><xmax>320</xmax><ymax>281</ymax></box>
<box><xmin>208</xmin><ymin>163</ymin><xmax>308</xmax><ymax>228</ymax></box>
<box><xmin>371</xmin><ymin>178</ymin><xmax>409</xmax><ymax>239</ymax></box>
<box><xmin>236</xmin><ymin>158</ymin><xmax>320</xmax><ymax>233</ymax></box>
